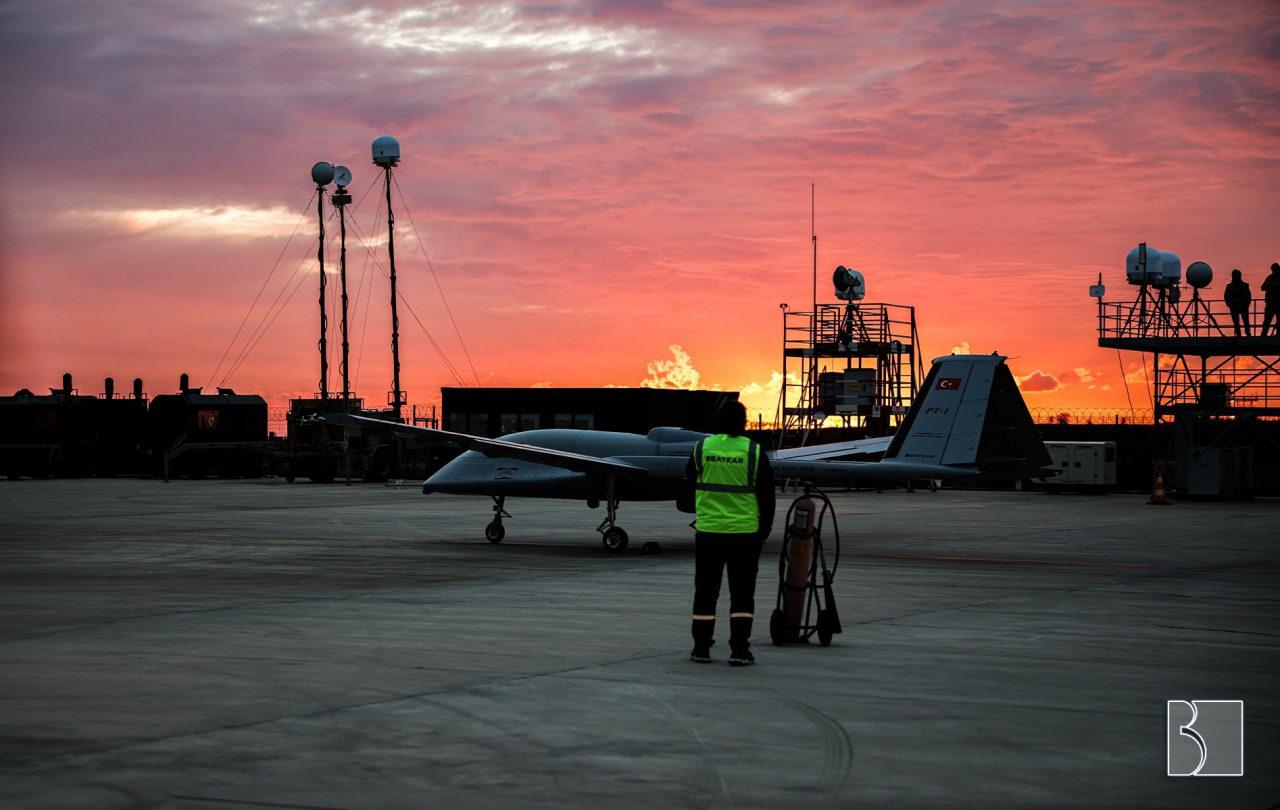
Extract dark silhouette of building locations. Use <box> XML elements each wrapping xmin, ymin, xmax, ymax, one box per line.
<box><xmin>441</xmin><ymin>388</ymin><xmax>738</xmax><ymax>437</ymax></box>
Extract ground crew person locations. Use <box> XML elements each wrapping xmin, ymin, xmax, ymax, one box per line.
<box><xmin>686</xmin><ymin>401</ymin><xmax>775</xmax><ymax>666</ymax></box>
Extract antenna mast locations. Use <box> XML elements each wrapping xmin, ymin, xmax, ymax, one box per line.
<box><xmin>310</xmin><ymin>162</ymin><xmax>336</xmax><ymax>400</ymax></box>
<box><xmin>331</xmin><ymin>166</ymin><xmax>354</xmax><ymax>402</ymax></box>
<box><xmin>373</xmin><ymin>136</ymin><xmax>405</xmax><ymax>420</ymax></box>
<box><xmin>809</xmin><ymin>184</ymin><xmax>818</xmax><ymax>438</ymax></box>
<box><xmin>811</xmin><ymin>183</ymin><xmax>817</xmax><ymax>317</ymax></box>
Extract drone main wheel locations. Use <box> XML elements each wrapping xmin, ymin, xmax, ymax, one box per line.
<box><xmin>485</xmin><ymin>521</ymin><xmax>505</xmax><ymax>544</ymax></box>
<box><xmin>601</xmin><ymin>526</ymin><xmax>629</xmax><ymax>553</ymax></box>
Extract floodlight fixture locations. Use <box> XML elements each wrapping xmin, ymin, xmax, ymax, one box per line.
<box><xmin>832</xmin><ymin>265</ymin><xmax>865</xmax><ymax>301</ymax></box>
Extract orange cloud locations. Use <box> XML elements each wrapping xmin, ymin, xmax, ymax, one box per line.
<box><xmin>1017</xmin><ymin>370</ymin><xmax>1063</xmax><ymax>393</ymax></box>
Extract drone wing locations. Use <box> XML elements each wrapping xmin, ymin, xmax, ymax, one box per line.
<box><xmin>319</xmin><ymin>412</ymin><xmax>648</xmax><ymax>477</ymax></box>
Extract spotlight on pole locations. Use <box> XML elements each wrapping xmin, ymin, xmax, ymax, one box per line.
<box><xmin>832</xmin><ymin>265</ymin><xmax>865</xmax><ymax>301</ymax></box>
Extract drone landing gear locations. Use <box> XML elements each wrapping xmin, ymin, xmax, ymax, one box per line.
<box><xmin>486</xmin><ymin>495</ymin><xmax>511</xmax><ymax>543</ymax></box>
<box><xmin>595</xmin><ymin>476</ymin><xmax>629</xmax><ymax>552</ymax></box>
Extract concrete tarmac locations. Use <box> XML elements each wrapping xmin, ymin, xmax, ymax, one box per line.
<box><xmin>1</xmin><ymin>479</ymin><xmax>1277</xmax><ymax>809</ymax></box>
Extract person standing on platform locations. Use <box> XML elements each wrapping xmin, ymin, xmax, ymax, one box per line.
<box><xmin>686</xmin><ymin>401</ymin><xmax>775</xmax><ymax>666</ymax></box>
<box><xmin>1224</xmin><ymin>268</ymin><xmax>1253</xmax><ymax>337</ymax></box>
<box><xmin>1261</xmin><ymin>263</ymin><xmax>1280</xmax><ymax>337</ymax></box>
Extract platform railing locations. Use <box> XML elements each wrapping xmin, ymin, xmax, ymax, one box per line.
<box><xmin>1098</xmin><ymin>297</ymin><xmax>1277</xmax><ymax>341</ymax></box>
<box><xmin>783</xmin><ymin>303</ymin><xmax>918</xmax><ymax>349</ymax></box>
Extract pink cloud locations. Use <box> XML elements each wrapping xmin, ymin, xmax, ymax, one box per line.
<box><xmin>1</xmin><ymin>0</ymin><xmax>1277</xmax><ymax>413</ymax></box>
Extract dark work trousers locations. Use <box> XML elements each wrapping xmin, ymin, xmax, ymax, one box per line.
<box><xmin>691</xmin><ymin>532</ymin><xmax>764</xmax><ymax>653</ymax></box>
<box><xmin>1229</xmin><ymin>309</ymin><xmax>1252</xmax><ymax>337</ymax></box>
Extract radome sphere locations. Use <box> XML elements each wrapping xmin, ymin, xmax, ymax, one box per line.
<box><xmin>1186</xmin><ymin>261</ymin><xmax>1213</xmax><ymax>289</ymax></box>
<box><xmin>372</xmin><ymin>136</ymin><xmax>401</xmax><ymax>167</ymax></box>
<box><xmin>311</xmin><ymin>161</ymin><xmax>335</xmax><ymax>185</ymax></box>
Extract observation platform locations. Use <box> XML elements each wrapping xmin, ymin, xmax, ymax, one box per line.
<box><xmin>1097</xmin><ymin>299</ymin><xmax>1280</xmax><ymax>355</ymax></box>
<box><xmin>1097</xmin><ymin>334</ymin><xmax>1280</xmax><ymax>354</ymax></box>
<box><xmin>783</xmin><ymin>303</ymin><xmax>917</xmax><ymax>359</ymax></box>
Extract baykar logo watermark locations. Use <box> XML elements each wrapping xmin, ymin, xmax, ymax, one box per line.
<box><xmin>1166</xmin><ymin>700</ymin><xmax>1244</xmax><ymax>777</ymax></box>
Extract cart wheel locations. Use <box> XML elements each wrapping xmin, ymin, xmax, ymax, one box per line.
<box><xmin>770</xmin><ymin>609</ymin><xmax>787</xmax><ymax>646</ymax></box>
<box><xmin>817</xmin><ymin>610</ymin><xmax>835</xmax><ymax>647</ymax></box>
<box><xmin>485</xmin><ymin>521</ymin><xmax>505</xmax><ymax>544</ymax></box>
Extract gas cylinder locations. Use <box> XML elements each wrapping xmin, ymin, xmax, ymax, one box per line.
<box><xmin>784</xmin><ymin>496</ymin><xmax>817</xmax><ymax>640</ymax></box>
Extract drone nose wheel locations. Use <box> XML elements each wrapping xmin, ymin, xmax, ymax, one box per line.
<box><xmin>601</xmin><ymin>526</ymin><xmax>629</xmax><ymax>552</ymax></box>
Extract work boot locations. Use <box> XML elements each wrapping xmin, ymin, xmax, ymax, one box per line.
<box><xmin>728</xmin><ymin>649</ymin><xmax>755</xmax><ymax>667</ymax></box>
<box><xmin>690</xmin><ymin>645</ymin><xmax>712</xmax><ymax>664</ymax></box>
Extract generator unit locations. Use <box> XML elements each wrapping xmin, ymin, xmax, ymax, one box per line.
<box><xmin>284</xmin><ymin>398</ymin><xmax>411</xmax><ymax>483</ymax></box>
<box><xmin>818</xmin><ymin>368</ymin><xmax>877</xmax><ymax>416</ymax></box>
<box><xmin>147</xmin><ymin>376</ymin><xmax>269</xmax><ymax>478</ymax></box>
<box><xmin>1040</xmin><ymin>441</ymin><xmax>1117</xmax><ymax>490</ymax></box>
<box><xmin>0</xmin><ymin>374</ymin><xmax>147</xmax><ymax>478</ymax></box>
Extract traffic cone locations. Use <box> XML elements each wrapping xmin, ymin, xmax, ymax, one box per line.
<box><xmin>1148</xmin><ymin>467</ymin><xmax>1171</xmax><ymax>505</ymax></box>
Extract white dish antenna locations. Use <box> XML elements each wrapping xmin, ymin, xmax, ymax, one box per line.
<box><xmin>333</xmin><ymin>165</ymin><xmax>352</xmax><ymax>188</ymax></box>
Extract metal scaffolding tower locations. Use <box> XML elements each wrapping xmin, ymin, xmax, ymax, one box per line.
<box><xmin>1098</xmin><ymin>290</ymin><xmax>1280</xmax><ymax>419</ymax></box>
<box><xmin>1096</xmin><ymin>252</ymin><xmax>1279</xmax><ymax>496</ymax></box>
<box><xmin>778</xmin><ymin>301</ymin><xmax>923</xmax><ymax>448</ymax></box>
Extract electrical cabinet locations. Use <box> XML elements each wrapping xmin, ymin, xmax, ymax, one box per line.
<box><xmin>1183</xmin><ymin>446</ymin><xmax>1254</xmax><ymax>498</ymax></box>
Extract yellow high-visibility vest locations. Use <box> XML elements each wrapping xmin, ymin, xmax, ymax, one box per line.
<box><xmin>694</xmin><ymin>434</ymin><xmax>760</xmax><ymax>534</ymax></box>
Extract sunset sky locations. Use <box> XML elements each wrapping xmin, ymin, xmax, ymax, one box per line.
<box><xmin>2</xmin><ymin>0</ymin><xmax>1277</xmax><ymax>420</ymax></box>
